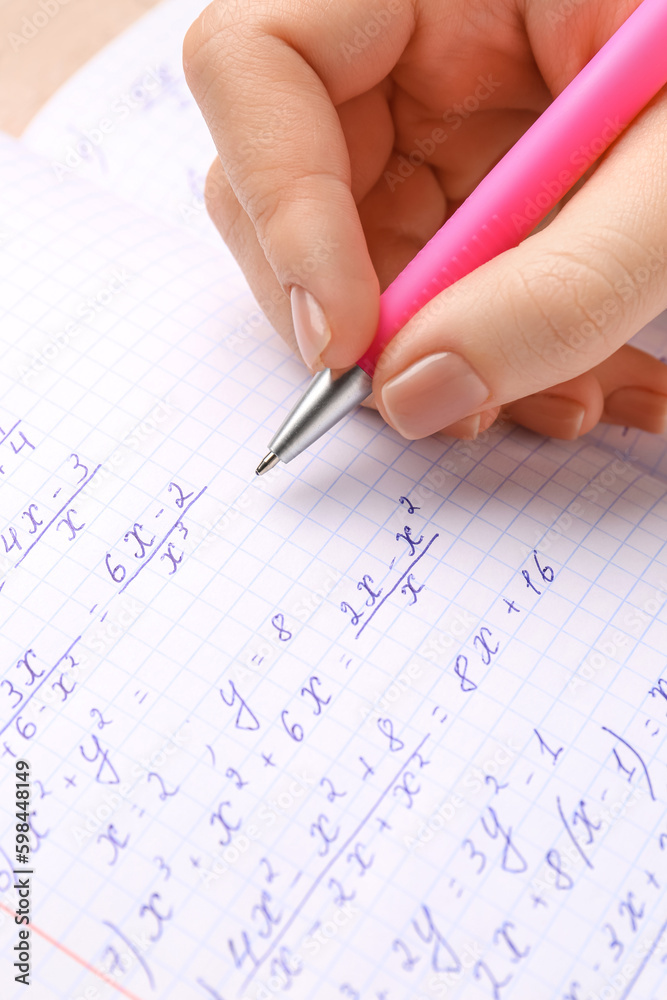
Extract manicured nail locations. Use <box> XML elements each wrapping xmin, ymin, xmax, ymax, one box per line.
<box><xmin>381</xmin><ymin>352</ymin><xmax>489</xmax><ymax>439</ymax></box>
<box><xmin>439</xmin><ymin>413</ymin><xmax>481</xmax><ymax>440</ymax></box>
<box><xmin>604</xmin><ymin>387</ymin><xmax>667</xmax><ymax>434</ymax></box>
<box><xmin>506</xmin><ymin>394</ymin><xmax>585</xmax><ymax>439</ymax></box>
<box><xmin>291</xmin><ymin>286</ymin><xmax>331</xmax><ymax>370</ymax></box>
<box><xmin>441</xmin><ymin>408</ymin><xmax>501</xmax><ymax>440</ymax></box>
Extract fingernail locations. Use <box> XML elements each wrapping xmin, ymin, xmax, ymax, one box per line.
<box><xmin>604</xmin><ymin>387</ymin><xmax>667</xmax><ymax>434</ymax></box>
<box><xmin>439</xmin><ymin>408</ymin><xmax>500</xmax><ymax>440</ymax></box>
<box><xmin>439</xmin><ymin>414</ymin><xmax>481</xmax><ymax>440</ymax></box>
<box><xmin>291</xmin><ymin>286</ymin><xmax>331</xmax><ymax>370</ymax></box>
<box><xmin>381</xmin><ymin>352</ymin><xmax>489</xmax><ymax>439</ymax></box>
<box><xmin>506</xmin><ymin>394</ymin><xmax>585</xmax><ymax>439</ymax></box>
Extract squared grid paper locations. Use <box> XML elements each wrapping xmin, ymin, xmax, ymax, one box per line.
<box><xmin>22</xmin><ymin>0</ymin><xmax>221</xmax><ymax>244</ymax></box>
<box><xmin>1</xmin><ymin>134</ymin><xmax>667</xmax><ymax>1000</ymax></box>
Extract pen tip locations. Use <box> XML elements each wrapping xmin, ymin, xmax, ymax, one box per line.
<box><xmin>256</xmin><ymin>451</ymin><xmax>280</xmax><ymax>476</ymax></box>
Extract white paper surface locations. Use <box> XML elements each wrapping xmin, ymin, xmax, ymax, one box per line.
<box><xmin>1</xmin><ymin>133</ymin><xmax>667</xmax><ymax>1000</ymax></box>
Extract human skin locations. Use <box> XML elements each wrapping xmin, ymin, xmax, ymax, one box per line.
<box><xmin>183</xmin><ymin>0</ymin><xmax>667</xmax><ymax>442</ymax></box>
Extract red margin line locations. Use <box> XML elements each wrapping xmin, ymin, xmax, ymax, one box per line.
<box><xmin>0</xmin><ymin>901</ymin><xmax>144</xmax><ymax>1000</ymax></box>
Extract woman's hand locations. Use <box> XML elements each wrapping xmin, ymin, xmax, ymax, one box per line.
<box><xmin>184</xmin><ymin>0</ymin><xmax>667</xmax><ymax>441</ymax></box>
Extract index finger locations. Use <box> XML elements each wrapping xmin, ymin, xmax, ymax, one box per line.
<box><xmin>183</xmin><ymin>0</ymin><xmax>415</xmax><ymax>367</ymax></box>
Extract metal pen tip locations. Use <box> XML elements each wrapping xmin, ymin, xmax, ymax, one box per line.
<box><xmin>255</xmin><ymin>451</ymin><xmax>280</xmax><ymax>476</ymax></box>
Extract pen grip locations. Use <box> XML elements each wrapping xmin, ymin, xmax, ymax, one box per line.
<box><xmin>357</xmin><ymin>0</ymin><xmax>667</xmax><ymax>377</ymax></box>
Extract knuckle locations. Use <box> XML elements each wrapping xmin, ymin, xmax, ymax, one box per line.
<box><xmin>204</xmin><ymin>158</ymin><xmax>232</xmax><ymax>211</ymax></box>
<box><xmin>182</xmin><ymin>0</ymin><xmax>248</xmax><ymax>95</ymax></box>
<box><xmin>243</xmin><ymin>168</ymin><xmax>286</xmax><ymax>236</ymax></box>
<box><xmin>182</xmin><ymin>6</ymin><xmax>217</xmax><ymax>88</ymax></box>
<box><xmin>498</xmin><ymin>248</ymin><xmax>619</xmax><ymax>379</ymax></box>
<box><xmin>204</xmin><ymin>160</ymin><xmax>246</xmax><ymax>246</ymax></box>
<box><xmin>245</xmin><ymin>170</ymin><xmax>343</xmax><ymax>248</ymax></box>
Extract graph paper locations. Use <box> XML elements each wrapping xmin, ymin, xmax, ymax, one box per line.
<box><xmin>23</xmin><ymin>0</ymin><xmax>220</xmax><ymax>244</ymax></box>
<box><xmin>1</xmin><ymin>132</ymin><xmax>667</xmax><ymax>1000</ymax></box>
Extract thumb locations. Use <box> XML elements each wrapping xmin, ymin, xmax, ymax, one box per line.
<box><xmin>373</xmin><ymin>98</ymin><xmax>667</xmax><ymax>440</ymax></box>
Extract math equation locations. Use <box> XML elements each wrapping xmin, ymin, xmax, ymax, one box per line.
<box><xmin>2</xmin><ymin>418</ymin><xmax>667</xmax><ymax>1000</ymax></box>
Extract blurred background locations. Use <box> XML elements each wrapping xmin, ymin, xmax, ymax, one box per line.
<box><xmin>0</xmin><ymin>0</ymin><xmax>162</xmax><ymax>133</ymax></box>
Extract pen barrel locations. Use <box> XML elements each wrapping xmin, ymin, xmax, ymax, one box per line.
<box><xmin>269</xmin><ymin>365</ymin><xmax>373</xmax><ymax>462</ymax></box>
<box><xmin>358</xmin><ymin>0</ymin><xmax>667</xmax><ymax>377</ymax></box>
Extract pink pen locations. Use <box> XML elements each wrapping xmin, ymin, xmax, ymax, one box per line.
<box><xmin>256</xmin><ymin>0</ymin><xmax>667</xmax><ymax>475</ymax></box>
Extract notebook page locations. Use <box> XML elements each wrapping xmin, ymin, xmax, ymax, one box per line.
<box><xmin>22</xmin><ymin>0</ymin><xmax>219</xmax><ymax>243</ymax></box>
<box><xmin>1</xmin><ymin>135</ymin><xmax>667</xmax><ymax>1000</ymax></box>
<box><xmin>22</xmin><ymin>0</ymin><xmax>667</xmax><ymax>386</ymax></box>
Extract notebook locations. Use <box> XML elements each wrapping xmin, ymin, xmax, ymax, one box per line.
<box><xmin>22</xmin><ymin>0</ymin><xmax>220</xmax><ymax>244</ymax></box>
<box><xmin>2</xmin><ymin>4</ymin><xmax>667</xmax><ymax>999</ymax></box>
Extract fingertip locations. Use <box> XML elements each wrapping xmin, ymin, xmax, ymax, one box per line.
<box><xmin>292</xmin><ymin>270</ymin><xmax>380</xmax><ymax>372</ymax></box>
<box><xmin>290</xmin><ymin>286</ymin><xmax>330</xmax><ymax>372</ymax></box>
<box><xmin>501</xmin><ymin>368</ymin><xmax>607</xmax><ymax>440</ymax></box>
<box><xmin>441</xmin><ymin>413</ymin><xmax>481</xmax><ymax>440</ymax></box>
<box><xmin>503</xmin><ymin>394</ymin><xmax>588</xmax><ymax>440</ymax></box>
<box><xmin>438</xmin><ymin>407</ymin><xmax>501</xmax><ymax>441</ymax></box>
<box><xmin>183</xmin><ymin>2</ymin><xmax>224</xmax><ymax>93</ymax></box>
<box><xmin>603</xmin><ymin>387</ymin><xmax>667</xmax><ymax>434</ymax></box>
<box><xmin>478</xmin><ymin>407</ymin><xmax>501</xmax><ymax>436</ymax></box>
